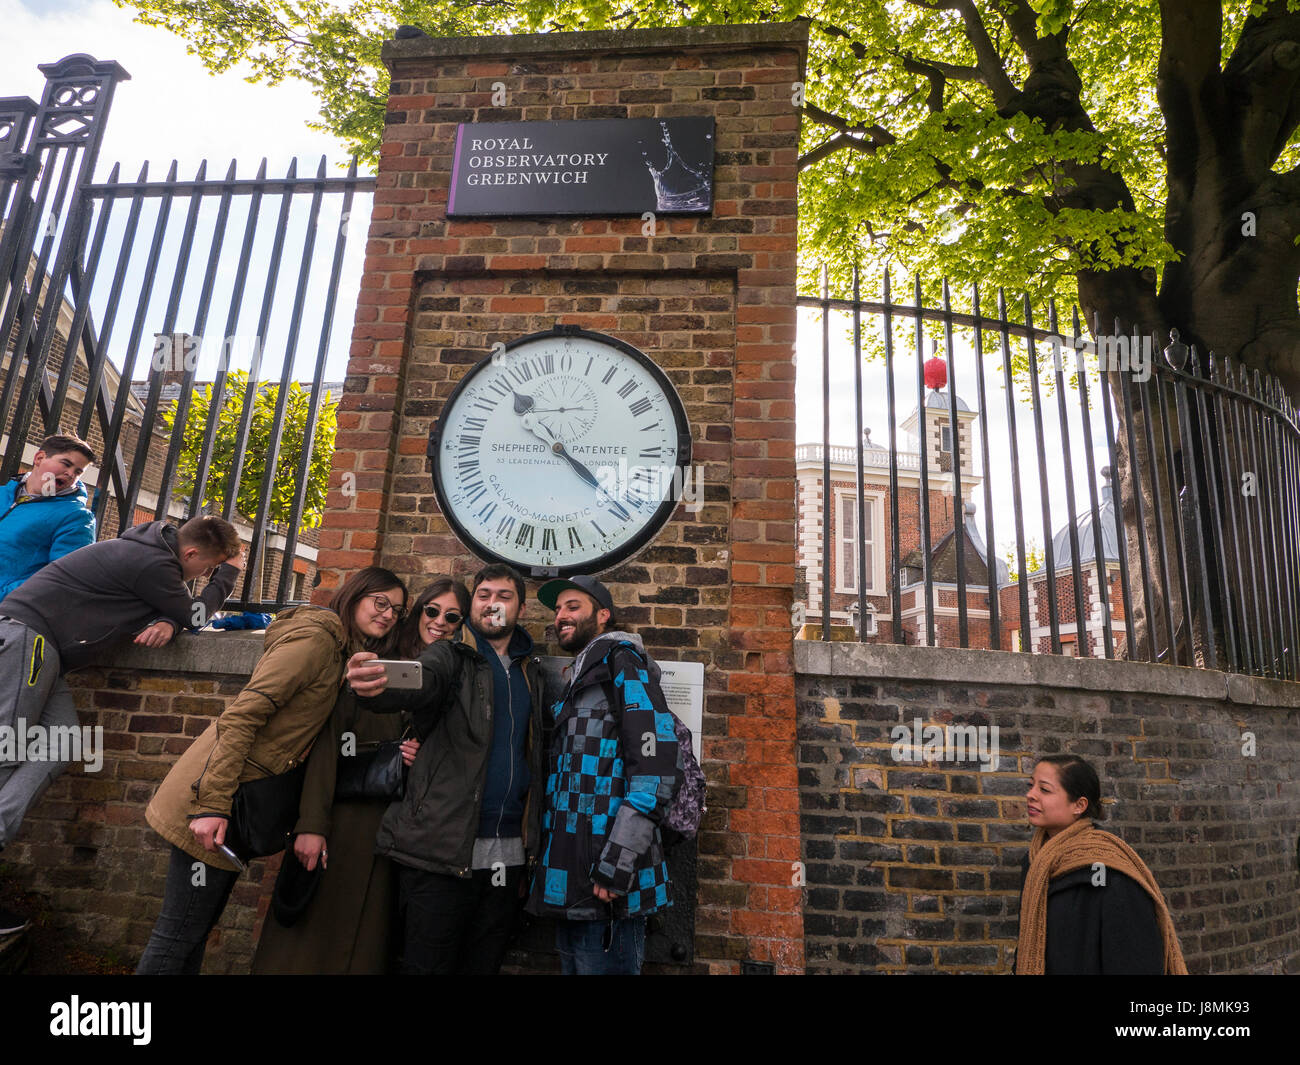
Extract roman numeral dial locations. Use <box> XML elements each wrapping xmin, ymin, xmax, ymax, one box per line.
<box><xmin>431</xmin><ymin>327</ymin><xmax>692</xmax><ymax>577</ymax></box>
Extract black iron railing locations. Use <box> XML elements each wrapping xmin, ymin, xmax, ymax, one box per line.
<box><xmin>1</xmin><ymin>55</ymin><xmax>374</xmax><ymax>611</ymax></box>
<box><xmin>799</xmin><ymin>268</ymin><xmax>1300</xmax><ymax>681</ymax></box>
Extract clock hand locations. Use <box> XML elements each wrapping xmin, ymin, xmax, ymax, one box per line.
<box><xmin>519</xmin><ymin>412</ymin><xmax>556</xmax><ymax>446</ymax></box>
<box><xmin>524</xmin><ymin>407</ymin><xmax>592</xmax><ymax>414</ymax></box>
<box><xmin>551</xmin><ymin>440</ymin><xmax>601</xmax><ymax>490</ymax></box>
<box><xmin>513</xmin><ymin>390</ymin><xmax>536</xmax><ymax>415</ymax></box>
<box><xmin>521</xmin><ymin>414</ymin><xmax>631</xmax><ymax>519</ymax></box>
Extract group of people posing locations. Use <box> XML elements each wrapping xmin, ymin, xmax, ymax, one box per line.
<box><xmin>0</xmin><ymin>431</ymin><xmax>1187</xmax><ymax>975</ymax></box>
<box><xmin>137</xmin><ymin>562</ymin><xmax>678</xmax><ymax>975</ymax></box>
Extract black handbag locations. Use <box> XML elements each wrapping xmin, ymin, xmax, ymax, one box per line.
<box><xmin>335</xmin><ymin>735</ymin><xmax>408</xmax><ymax>802</ymax></box>
<box><xmin>270</xmin><ymin>848</ymin><xmax>323</xmax><ymax>928</ymax></box>
<box><xmin>225</xmin><ymin>762</ymin><xmax>308</xmax><ymax>860</ymax></box>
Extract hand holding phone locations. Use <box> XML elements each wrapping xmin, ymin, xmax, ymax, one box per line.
<box><xmin>371</xmin><ymin>659</ymin><xmax>423</xmax><ymax>689</ymax></box>
<box><xmin>347</xmin><ymin>651</ymin><xmax>388</xmax><ymax>695</ymax></box>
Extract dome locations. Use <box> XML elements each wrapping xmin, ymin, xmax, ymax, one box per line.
<box><xmin>1051</xmin><ymin>476</ymin><xmax>1120</xmax><ymax>566</ymax></box>
<box><xmin>923</xmin><ymin>390</ymin><xmax>972</xmax><ymax>413</ymax></box>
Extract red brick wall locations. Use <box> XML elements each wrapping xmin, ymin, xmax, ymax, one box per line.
<box><xmin>4</xmin><ymin>661</ymin><xmax>272</xmax><ymax>972</ymax></box>
<box><xmin>314</xmin><ymin>24</ymin><xmax>809</xmax><ymax>973</ymax></box>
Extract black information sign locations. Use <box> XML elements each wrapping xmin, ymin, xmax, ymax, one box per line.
<box><xmin>447</xmin><ymin>117</ymin><xmax>715</xmax><ymax>217</ymax></box>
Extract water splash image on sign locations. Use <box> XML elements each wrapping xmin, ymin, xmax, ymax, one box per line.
<box><xmin>640</xmin><ymin>121</ymin><xmax>713</xmax><ymax>211</ymax></box>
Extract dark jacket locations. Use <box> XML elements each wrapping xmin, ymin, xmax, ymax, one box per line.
<box><xmin>0</xmin><ymin>476</ymin><xmax>96</xmax><ymax>598</ymax></box>
<box><xmin>474</xmin><ymin>625</ymin><xmax>535</xmax><ymax>840</ymax></box>
<box><xmin>252</xmin><ymin>685</ymin><xmax>404</xmax><ymax>974</ymax></box>
<box><xmin>0</xmin><ymin>520</ymin><xmax>238</xmax><ymax>670</ymax></box>
<box><xmin>361</xmin><ymin>625</ymin><xmax>549</xmax><ymax>878</ymax></box>
<box><xmin>526</xmin><ymin>632</ymin><xmax>677</xmax><ymax>921</ymax></box>
<box><xmin>1016</xmin><ymin>851</ymin><xmax>1165</xmax><ymax>974</ymax></box>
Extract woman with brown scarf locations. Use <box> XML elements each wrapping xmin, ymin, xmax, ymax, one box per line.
<box><xmin>1015</xmin><ymin>754</ymin><xmax>1188</xmax><ymax>975</ymax></box>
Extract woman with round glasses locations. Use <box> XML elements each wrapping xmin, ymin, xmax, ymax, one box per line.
<box><xmin>139</xmin><ymin>567</ymin><xmax>407</xmax><ymax>974</ymax></box>
<box><xmin>252</xmin><ymin>577</ymin><xmax>468</xmax><ymax>973</ymax></box>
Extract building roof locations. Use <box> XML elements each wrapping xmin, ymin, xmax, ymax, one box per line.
<box><xmin>900</xmin><ymin>388</ymin><xmax>976</xmax><ymax>432</ymax></box>
<box><xmin>901</xmin><ymin>504</ymin><xmax>1010</xmax><ymax>587</ymax></box>
<box><xmin>921</xmin><ymin>389</ymin><xmax>972</xmax><ymax>413</ymax></box>
<box><xmin>1050</xmin><ymin>475</ymin><xmax>1120</xmax><ymax>566</ymax></box>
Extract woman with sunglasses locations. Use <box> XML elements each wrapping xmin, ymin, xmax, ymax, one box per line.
<box><xmin>138</xmin><ymin>567</ymin><xmax>407</xmax><ymax>975</ymax></box>
<box><xmin>251</xmin><ymin>577</ymin><xmax>468</xmax><ymax>974</ymax></box>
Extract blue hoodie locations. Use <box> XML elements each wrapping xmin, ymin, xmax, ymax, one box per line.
<box><xmin>0</xmin><ymin>476</ymin><xmax>96</xmax><ymax>600</ymax></box>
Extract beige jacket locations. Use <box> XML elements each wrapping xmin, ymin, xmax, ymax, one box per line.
<box><xmin>145</xmin><ymin>606</ymin><xmax>348</xmax><ymax>870</ymax></box>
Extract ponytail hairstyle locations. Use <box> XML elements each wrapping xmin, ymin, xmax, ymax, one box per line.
<box><xmin>1034</xmin><ymin>754</ymin><xmax>1104</xmax><ymax>821</ymax></box>
<box><xmin>328</xmin><ymin>567</ymin><xmax>408</xmax><ymax>655</ymax></box>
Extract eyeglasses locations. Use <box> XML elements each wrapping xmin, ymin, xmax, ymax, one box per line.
<box><xmin>365</xmin><ymin>594</ymin><xmax>405</xmax><ymax>619</ymax></box>
<box><xmin>422</xmin><ymin>604</ymin><xmax>463</xmax><ymax>626</ymax></box>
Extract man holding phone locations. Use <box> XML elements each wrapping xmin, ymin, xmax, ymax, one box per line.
<box><xmin>347</xmin><ymin>564</ymin><xmax>548</xmax><ymax>974</ymax></box>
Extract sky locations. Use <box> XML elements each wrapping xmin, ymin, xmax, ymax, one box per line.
<box><xmin>4</xmin><ymin>0</ymin><xmax>1109</xmax><ymax>567</ymax></box>
<box><xmin>5</xmin><ymin>0</ymin><xmax>367</xmax><ymax>391</ymax></box>
<box><xmin>6</xmin><ymin>0</ymin><xmax>342</xmax><ymax>174</ymax></box>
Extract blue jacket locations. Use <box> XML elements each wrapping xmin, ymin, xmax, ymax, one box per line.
<box><xmin>527</xmin><ymin>632</ymin><xmax>677</xmax><ymax>920</ymax></box>
<box><xmin>0</xmin><ymin>476</ymin><xmax>96</xmax><ymax>600</ymax></box>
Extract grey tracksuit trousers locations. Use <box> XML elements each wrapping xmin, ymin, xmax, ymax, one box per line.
<box><xmin>0</xmin><ymin>617</ymin><xmax>78</xmax><ymax>849</ymax></box>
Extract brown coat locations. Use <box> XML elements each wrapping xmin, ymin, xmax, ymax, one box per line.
<box><xmin>145</xmin><ymin>605</ymin><xmax>348</xmax><ymax>872</ymax></box>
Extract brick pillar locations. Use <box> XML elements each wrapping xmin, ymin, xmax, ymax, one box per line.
<box><xmin>315</xmin><ymin>21</ymin><xmax>808</xmax><ymax>973</ymax></box>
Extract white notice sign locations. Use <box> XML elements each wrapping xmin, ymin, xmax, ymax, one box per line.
<box><xmin>654</xmin><ymin>659</ymin><xmax>704</xmax><ymax>763</ymax></box>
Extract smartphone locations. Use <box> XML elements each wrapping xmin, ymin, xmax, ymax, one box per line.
<box><xmin>373</xmin><ymin>659</ymin><xmax>423</xmax><ymax>689</ymax></box>
<box><xmin>216</xmin><ymin>843</ymin><xmax>246</xmax><ymax>873</ymax></box>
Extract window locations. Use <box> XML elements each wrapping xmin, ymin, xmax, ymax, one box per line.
<box><xmin>940</xmin><ymin>424</ymin><xmax>953</xmax><ymax>452</ymax></box>
<box><xmin>836</xmin><ymin>492</ymin><xmax>876</xmax><ymax>593</ymax></box>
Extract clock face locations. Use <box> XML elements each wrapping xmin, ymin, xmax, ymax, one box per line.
<box><xmin>431</xmin><ymin>327</ymin><xmax>692</xmax><ymax>577</ymax></box>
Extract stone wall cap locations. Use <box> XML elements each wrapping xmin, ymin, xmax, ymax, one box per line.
<box><xmin>69</xmin><ymin>630</ymin><xmax>267</xmax><ymax>677</ymax></box>
<box><xmin>793</xmin><ymin>640</ymin><xmax>1300</xmax><ymax>708</ymax></box>
<box><xmin>382</xmin><ymin>21</ymin><xmax>810</xmax><ymax>68</ymax></box>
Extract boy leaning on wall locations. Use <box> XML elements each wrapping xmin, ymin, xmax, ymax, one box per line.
<box><xmin>0</xmin><ymin>514</ymin><xmax>243</xmax><ymax>935</ymax></box>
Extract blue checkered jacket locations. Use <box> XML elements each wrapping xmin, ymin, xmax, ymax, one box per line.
<box><xmin>526</xmin><ymin>632</ymin><xmax>678</xmax><ymax>920</ymax></box>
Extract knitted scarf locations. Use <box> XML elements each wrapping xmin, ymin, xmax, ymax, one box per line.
<box><xmin>1016</xmin><ymin>818</ymin><xmax>1188</xmax><ymax>975</ymax></box>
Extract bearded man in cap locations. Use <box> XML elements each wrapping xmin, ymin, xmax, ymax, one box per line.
<box><xmin>526</xmin><ymin>575</ymin><xmax>679</xmax><ymax>974</ymax></box>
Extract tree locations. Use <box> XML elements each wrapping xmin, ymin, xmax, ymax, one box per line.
<box><xmin>161</xmin><ymin>370</ymin><xmax>338</xmax><ymax>532</ymax></box>
<box><xmin>125</xmin><ymin>0</ymin><xmax>1300</xmax><ymax>661</ymax></box>
<box><xmin>1004</xmin><ymin>538</ymin><xmax>1045</xmax><ymax>583</ymax></box>
<box><xmin>119</xmin><ymin>0</ymin><xmax>1300</xmax><ymax>388</ymax></box>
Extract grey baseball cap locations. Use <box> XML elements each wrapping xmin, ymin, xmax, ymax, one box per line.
<box><xmin>538</xmin><ymin>574</ymin><xmax>614</xmax><ymax>613</ymax></box>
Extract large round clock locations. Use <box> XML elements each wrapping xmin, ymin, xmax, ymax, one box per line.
<box><xmin>429</xmin><ymin>325</ymin><xmax>693</xmax><ymax>577</ymax></box>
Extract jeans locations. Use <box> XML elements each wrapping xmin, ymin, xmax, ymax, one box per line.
<box><xmin>555</xmin><ymin>915</ymin><xmax>646</xmax><ymax>975</ymax></box>
<box><xmin>397</xmin><ymin>864</ymin><xmax>525</xmax><ymax>975</ymax></box>
<box><xmin>135</xmin><ymin>845</ymin><xmax>240</xmax><ymax>974</ymax></box>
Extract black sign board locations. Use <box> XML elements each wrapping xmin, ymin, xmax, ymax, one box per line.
<box><xmin>447</xmin><ymin>117</ymin><xmax>715</xmax><ymax>217</ymax></box>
